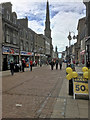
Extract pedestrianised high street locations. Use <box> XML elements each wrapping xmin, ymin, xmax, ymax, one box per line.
<box><xmin>2</xmin><ymin>65</ymin><xmax>88</xmax><ymax>118</ymax></box>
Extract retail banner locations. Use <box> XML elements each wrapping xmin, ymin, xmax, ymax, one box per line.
<box><xmin>73</xmin><ymin>78</ymin><xmax>89</xmax><ymax>94</ymax></box>
<box><xmin>20</xmin><ymin>51</ymin><xmax>34</xmax><ymax>56</ymax></box>
<box><xmin>3</xmin><ymin>46</ymin><xmax>19</xmax><ymax>55</ymax></box>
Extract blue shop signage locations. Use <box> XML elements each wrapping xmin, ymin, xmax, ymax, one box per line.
<box><xmin>2</xmin><ymin>46</ymin><xmax>19</xmax><ymax>55</ymax></box>
<box><xmin>20</xmin><ymin>51</ymin><xmax>34</xmax><ymax>56</ymax></box>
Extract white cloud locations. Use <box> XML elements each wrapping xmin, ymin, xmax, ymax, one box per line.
<box><xmin>28</xmin><ymin>20</ymin><xmax>44</xmax><ymax>34</ymax></box>
<box><xmin>50</xmin><ymin>3</ymin><xmax>85</xmax><ymax>51</ymax></box>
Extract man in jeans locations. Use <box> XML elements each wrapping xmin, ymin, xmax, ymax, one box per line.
<box><xmin>10</xmin><ymin>61</ymin><xmax>14</xmax><ymax>75</ymax></box>
<box><xmin>30</xmin><ymin>59</ymin><xmax>33</xmax><ymax>71</ymax></box>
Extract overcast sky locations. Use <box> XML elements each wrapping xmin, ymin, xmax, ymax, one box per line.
<box><xmin>0</xmin><ymin>0</ymin><xmax>86</xmax><ymax>53</ymax></box>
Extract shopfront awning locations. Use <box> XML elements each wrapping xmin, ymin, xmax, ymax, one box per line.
<box><xmin>20</xmin><ymin>51</ymin><xmax>34</xmax><ymax>56</ymax></box>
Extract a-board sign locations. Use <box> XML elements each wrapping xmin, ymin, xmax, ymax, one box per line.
<box><xmin>73</xmin><ymin>78</ymin><xmax>89</xmax><ymax>99</ymax></box>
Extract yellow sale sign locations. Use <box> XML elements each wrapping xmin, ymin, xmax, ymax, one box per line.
<box><xmin>74</xmin><ymin>78</ymin><xmax>89</xmax><ymax>94</ymax></box>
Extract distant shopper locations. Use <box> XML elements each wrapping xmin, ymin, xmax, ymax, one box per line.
<box><xmin>22</xmin><ymin>59</ymin><xmax>25</xmax><ymax>72</ymax></box>
<box><xmin>67</xmin><ymin>62</ymin><xmax>71</xmax><ymax>67</ymax></box>
<box><xmin>87</xmin><ymin>61</ymin><xmax>90</xmax><ymax>69</ymax></box>
<box><xmin>35</xmin><ymin>61</ymin><xmax>37</xmax><ymax>66</ymax></box>
<box><xmin>40</xmin><ymin>60</ymin><xmax>42</xmax><ymax>67</ymax></box>
<box><xmin>59</xmin><ymin>61</ymin><xmax>62</xmax><ymax>70</ymax></box>
<box><xmin>30</xmin><ymin>59</ymin><xmax>33</xmax><ymax>71</ymax></box>
<box><xmin>73</xmin><ymin>60</ymin><xmax>75</xmax><ymax>64</ymax></box>
<box><xmin>10</xmin><ymin>60</ymin><xmax>14</xmax><ymax>75</ymax></box>
<box><xmin>56</xmin><ymin>59</ymin><xmax>59</xmax><ymax>70</ymax></box>
<box><xmin>19</xmin><ymin>60</ymin><xmax>22</xmax><ymax>71</ymax></box>
<box><xmin>50</xmin><ymin>59</ymin><xmax>55</xmax><ymax>70</ymax></box>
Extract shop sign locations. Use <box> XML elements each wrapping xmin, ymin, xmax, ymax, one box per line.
<box><xmin>73</xmin><ymin>78</ymin><xmax>89</xmax><ymax>99</ymax></box>
<box><xmin>3</xmin><ymin>46</ymin><xmax>19</xmax><ymax>55</ymax></box>
<box><xmin>35</xmin><ymin>53</ymin><xmax>40</xmax><ymax>56</ymax></box>
<box><xmin>80</xmin><ymin>50</ymin><xmax>85</xmax><ymax>55</ymax></box>
<box><xmin>35</xmin><ymin>54</ymin><xmax>45</xmax><ymax>57</ymax></box>
<box><xmin>2</xmin><ymin>46</ymin><xmax>10</xmax><ymax>54</ymax></box>
<box><xmin>20</xmin><ymin>51</ymin><xmax>34</xmax><ymax>56</ymax></box>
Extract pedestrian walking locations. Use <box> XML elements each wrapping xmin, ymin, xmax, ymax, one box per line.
<box><xmin>19</xmin><ymin>60</ymin><xmax>22</xmax><ymax>71</ymax></box>
<box><xmin>59</xmin><ymin>61</ymin><xmax>62</xmax><ymax>70</ymax></box>
<box><xmin>67</xmin><ymin>62</ymin><xmax>71</xmax><ymax>67</ymax></box>
<box><xmin>22</xmin><ymin>59</ymin><xmax>25</xmax><ymax>72</ymax></box>
<box><xmin>50</xmin><ymin>59</ymin><xmax>55</xmax><ymax>70</ymax></box>
<box><xmin>40</xmin><ymin>60</ymin><xmax>42</xmax><ymax>67</ymax></box>
<box><xmin>10</xmin><ymin>60</ymin><xmax>14</xmax><ymax>75</ymax></box>
<box><xmin>55</xmin><ymin>59</ymin><xmax>59</xmax><ymax>70</ymax></box>
<box><xmin>30</xmin><ymin>59</ymin><xmax>33</xmax><ymax>71</ymax></box>
<box><xmin>86</xmin><ymin>61</ymin><xmax>90</xmax><ymax>69</ymax></box>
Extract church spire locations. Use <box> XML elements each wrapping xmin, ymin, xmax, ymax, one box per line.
<box><xmin>44</xmin><ymin>0</ymin><xmax>51</xmax><ymax>39</ymax></box>
<box><xmin>46</xmin><ymin>0</ymin><xmax>50</xmax><ymax>24</ymax></box>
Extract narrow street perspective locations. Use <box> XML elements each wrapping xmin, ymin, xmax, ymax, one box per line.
<box><xmin>2</xmin><ymin>64</ymin><xmax>88</xmax><ymax>118</ymax></box>
<box><xmin>0</xmin><ymin>0</ymin><xmax>90</xmax><ymax>119</ymax></box>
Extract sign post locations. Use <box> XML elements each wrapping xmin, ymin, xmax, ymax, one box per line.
<box><xmin>73</xmin><ymin>78</ymin><xmax>89</xmax><ymax>99</ymax></box>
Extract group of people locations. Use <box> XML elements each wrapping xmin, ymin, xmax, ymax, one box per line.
<box><xmin>10</xmin><ymin>59</ymin><xmax>33</xmax><ymax>75</ymax></box>
<box><xmin>49</xmin><ymin>59</ymin><xmax>62</xmax><ymax>70</ymax></box>
<box><xmin>86</xmin><ymin>60</ymin><xmax>90</xmax><ymax>68</ymax></box>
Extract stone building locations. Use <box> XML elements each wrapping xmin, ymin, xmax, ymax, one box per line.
<box><xmin>84</xmin><ymin>2</ymin><xmax>90</xmax><ymax>63</ymax></box>
<box><xmin>18</xmin><ymin>17</ymin><xmax>34</xmax><ymax>61</ymax></box>
<box><xmin>77</xmin><ymin>17</ymin><xmax>86</xmax><ymax>64</ymax></box>
<box><xmin>1</xmin><ymin>2</ymin><xmax>19</xmax><ymax>71</ymax></box>
<box><xmin>0</xmin><ymin>4</ymin><xmax>2</xmax><ymax>71</ymax></box>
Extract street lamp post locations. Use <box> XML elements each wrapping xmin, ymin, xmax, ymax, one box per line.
<box><xmin>67</xmin><ymin>31</ymin><xmax>77</xmax><ymax>63</ymax></box>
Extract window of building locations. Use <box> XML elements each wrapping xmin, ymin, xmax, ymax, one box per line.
<box><xmin>20</xmin><ymin>41</ymin><xmax>23</xmax><ymax>51</ymax></box>
<box><xmin>26</xmin><ymin>42</ymin><xmax>29</xmax><ymax>51</ymax></box>
<box><xmin>6</xmin><ymin>30</ymin><xmax>10</xmax><ymax>43</ymax></box>
<box><xmin>13</xmin><ymin>16</ymin><xmax>17</xmax><ymax>24</ymax></box>
<box><xmin>26</xmin><ymin>31</ymin><xmax>28</xmax><ymax>40</ymax></box>
<box><xmin>13</xmin><ymin>31</ymin><xmax>17</xmax><ymax>44</ymax></box>
<box><xmin>24</xmin><ymin>42</ymin><xmax>26</xmax><ymax>50</ymax></box>
<box><xmin>20</xmin><ymin>29</ymin><xmax>23</xmax><ymax>37</ymax></box>
<box><xmin>31</xmin><ymin>34</ymin><xmax>33</xmax><ymax>41</ymax></box>
<box><xmin>7</xmin><ymin>11</ymin><xmax>10</xmax><ymax>20</ymax></box>
<box><xmin>30</xmin><ymin>43</ymin><xmax>33</xmax><ymax>52</ymax></box>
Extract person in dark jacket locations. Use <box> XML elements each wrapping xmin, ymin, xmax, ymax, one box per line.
<box><xmin>55</xmin><ymin>59</ymin><xmax>59</xmax><ymax>70</ymax></box>
<box><xmin>59</xmin><ymin>60</ymin><xmax>62</xmax><ymax>70</ymax></box>
<box><xmin>87</xmin><ymin>61</ymin><xmax>90</xmax><ymax>69</ymax></box>
<box><xmin>10</xmin><ymin>61</ymin><xmax>14</xmax><ymax>75</ymax></box>
<box><xmin>30</xmin><ymin>59</ymin><xmax>33</xmax><ymax>71</ymax></box>
<box><xmin>22</xmin><ymin>59</ymin><xmax>25</xmax><ymax>72</ymax></box>
<box><xmin>50</xmin><ymin>59</ymin><xmax>55</xmax><ymax>70</ymax></box>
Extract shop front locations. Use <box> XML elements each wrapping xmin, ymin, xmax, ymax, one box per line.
<box><xmin>2</xmin><ymin>46</ymin><xmax>19</xmax><ymax>71</ymax></box>
<box><xmin>20</xmin><ymin>51</ymin><xmax>34</xmax><ymax>66</ymax></box>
